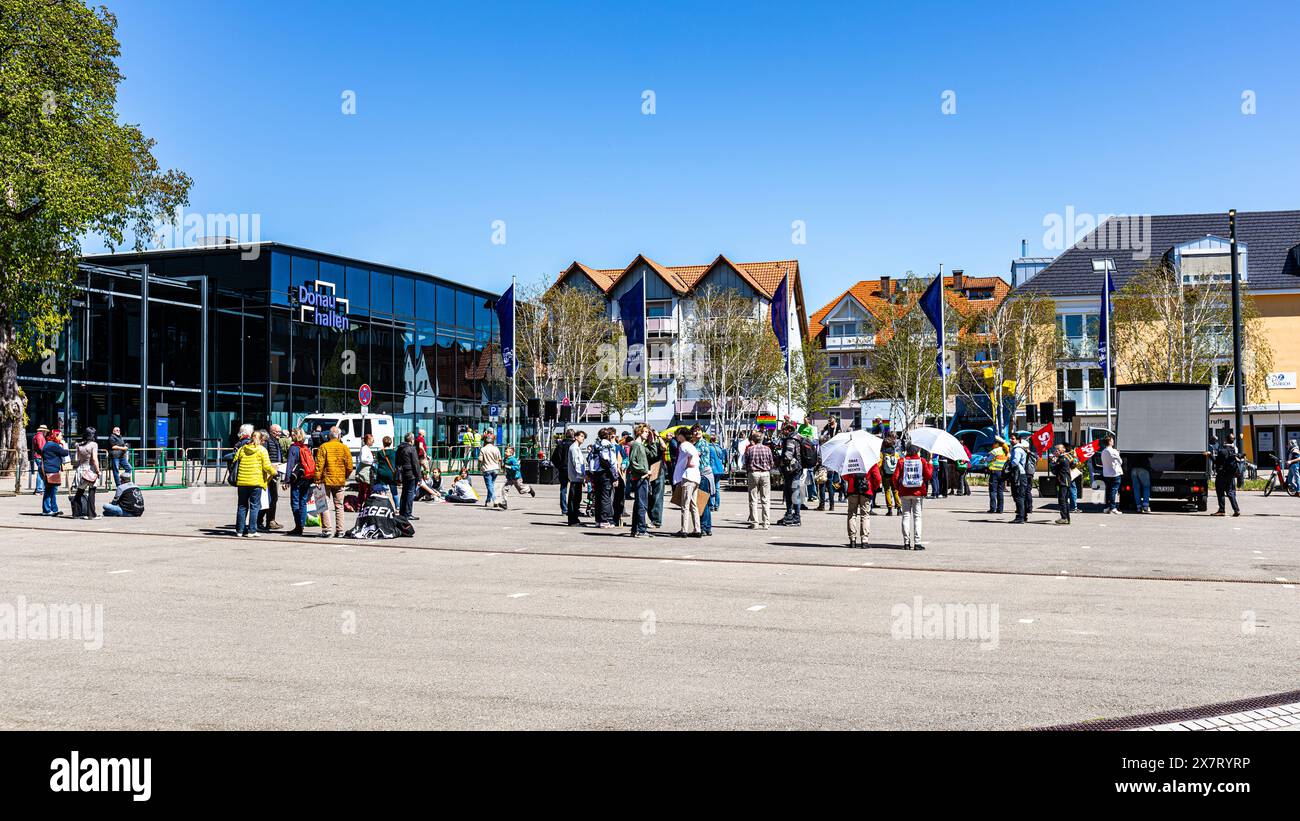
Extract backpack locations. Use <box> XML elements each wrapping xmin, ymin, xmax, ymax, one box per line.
<box><xmin>900</xmin><ymin>457</ymin><xmax>925</xmax><ymax>488</ymax></box>
<box><xmin>225</xmin><ymin>452</ymin><xmax>241</xmax><ymax>486</ymax></box>
<box><xmin>842</xmin><ymin>473</ymin><xmax>868</xmax><ymax>495</ymax></box>
<box><xmin>799</xmin><ymin>438</ymin><xmax>818</xmax><ymax>469</ymax></box>
<box><xmin>297</xmin><ymin>444</ymin><xmax>317</xmax><ymax>481</ymax></box>
<box><xmin>881</xmin><ymin>452</ymin><xmax>898</xmax><ymax>475</ymax></box>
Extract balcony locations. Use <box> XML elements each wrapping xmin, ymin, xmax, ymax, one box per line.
<box><xmin>1056</xmin><ymin>339</ymin><xmax>1099</xmax><ymax>361</ymax></box>
<box><xmin>647</xmin><ymin>316</ymin><xmax>677</xmax><ymax>336</ymax></box>
<box><xmin>825</xmin><ymin>334</ymin><xmax>875</xmax><ymax>350</ymax></box>
<box><xmin>648</xmin><ymin>358</ymin><xmax>674</xmax><ymax>378</ymax></box>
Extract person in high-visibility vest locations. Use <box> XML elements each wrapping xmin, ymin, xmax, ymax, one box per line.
<box><xmin>986</xmin><ymin>436</ymin><xmax>1009</xmax><ymax>515</ymax></box>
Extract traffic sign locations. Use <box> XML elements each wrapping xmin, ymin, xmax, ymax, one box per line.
<box><xmin>358</xmin><ymin>383</ymin><xmax>372</xmax><ymax>407</ymax></box>
<box><xmin>489</xmin><ymin>404</ymin><xmax>500</xmax><ymax>419</ymax></box>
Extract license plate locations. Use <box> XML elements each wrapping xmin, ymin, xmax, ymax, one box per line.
<box><xmin>1153</xmin><ymin>485</ymin><xmax>1176</xmax><ymax>493</ymax></box>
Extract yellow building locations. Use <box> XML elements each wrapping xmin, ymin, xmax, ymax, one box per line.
<box><xmin>1017</xmin><ymin>210</ymin><xmax>1300</xmax><ymax>463</ymax></box>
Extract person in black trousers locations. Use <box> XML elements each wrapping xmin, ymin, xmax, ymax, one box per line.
<box><xmin>396</xmin><ymin>433</ymin><xmax>421</xmax><ymax>519</ymax></box>
<box><xmin>1210</xmin><ymin>433</ymin><xmax>1241</xmax><ymax>517</ymax></box>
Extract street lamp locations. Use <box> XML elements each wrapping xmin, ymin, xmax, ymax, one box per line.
<box><xmin>1091</xmin><ymin>258</ymin><xmax>1117</xmax><ymax>436</ymax></box>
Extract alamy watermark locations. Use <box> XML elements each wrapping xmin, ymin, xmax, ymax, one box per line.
<box><xmin>891</xmin><ymin>595</ymin><xmax>999</xmax><ymax>651</ymax></box>
<box><xmin>0</xmin><ymin>595</ymin><xmax>104</xmax><ymax>650</ymax></box>
<box><xmin>151</xmin><ymin>205</ymin><xmax>263</xmax><ymax>260</ymax></box>
<box><xmin>1042</xmin><ymin>206</ymin><xmax>1151</xmax><ymax>260</ymax></box>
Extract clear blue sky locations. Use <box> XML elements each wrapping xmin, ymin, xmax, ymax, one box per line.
<box><xmin>87</xmin><ymin>0</ymin><xmax>1300</xmax><ymax>312</ymax></box>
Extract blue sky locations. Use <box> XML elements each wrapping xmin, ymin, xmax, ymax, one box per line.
<box><xmin>89</xmin><ymin>0</ymin><xmax>1300</xmax><ymax>312</ymax></box>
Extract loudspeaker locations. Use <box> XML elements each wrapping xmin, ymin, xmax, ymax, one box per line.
<box><xmin>544</xmin><ymin>400</ymin><xmax>558</xmax><ymax>420</ymax></box>
<box><xmin>527</xmin><ymin>398</ymin><xmax>542</xmax><ymax>419</ymax></box>
<box><xmin>558</xmin><ymin>404</ymin><xmax>572</xmax><ymax>423</ymax></box>
<box><xmin>1038</xmin><ymin>401</ymin><xmax>1054</xmax><ymax>424</ymax></box>
<box><xmin>1061</xmin><ymin>400</ymin><xmax>1076</xmax><ymax>423</ymax></box>
<box><xmin>1025</xmin><ymin>404</ymin><xmax>1038</xmax><ymax>425</ymax></box>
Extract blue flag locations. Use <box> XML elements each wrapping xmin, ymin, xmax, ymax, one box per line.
<box><xmin>770</xmin><ymin>272</ymin><xmax>790</xmax><ymax>372</ymax></box>
<box><xmin>617</xmin><ymin>276</ymin><xmax>645</xmax><ymax>376</ymax></box>
<box><xmin>495</xmin><ymin>283</ymin><xmax>515</xmax><ymax>377</ymax></box>
<box><xmin>1097</xmin><ymin>267</ymin><xmax>1115</xmax><ymax>373</ymax></box>
<box><xmin>919</xmin><ymin>275</ymin><xmax>945</xmax><ymax>371</ymax></box>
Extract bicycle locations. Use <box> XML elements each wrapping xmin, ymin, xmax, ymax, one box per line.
<box><xmin>1263</xmin><ymin>455</ymin><xmax>1299</xmax><ymax>497</ymax></box>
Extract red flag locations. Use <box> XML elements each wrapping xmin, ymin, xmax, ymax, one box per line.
<box><xmin>1031</xmin><ymin>423</ymin><xmax>1054</xmax><ymax>455</ymax></box>
<box><xmin>1073</xmin><ymin>439</ymin><xmax>1101</xmax><ymax>463</ymax></box>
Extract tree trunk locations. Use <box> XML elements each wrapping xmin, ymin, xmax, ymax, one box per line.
<box><xmin>0</xmin><ymin>323</ymin><xmax>30</xmax><ymax>494</ymax></box>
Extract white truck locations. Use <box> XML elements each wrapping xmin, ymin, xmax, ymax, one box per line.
<box><xmin>1116</xmin><ymin>383</ymin><xmax>1211</xmax><ymax>511</ymax></box>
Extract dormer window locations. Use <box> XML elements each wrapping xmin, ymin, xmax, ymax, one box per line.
<box><xmin>1173</xmin><ymin>236</ymin><xmax>1247</xmax><ymax>285</ymax></box>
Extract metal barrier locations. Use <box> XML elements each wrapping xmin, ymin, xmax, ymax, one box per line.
<box><xmin>0</xmin><ymin>447</ymin><xmax>25</xmax><ymax>496</ymax></box>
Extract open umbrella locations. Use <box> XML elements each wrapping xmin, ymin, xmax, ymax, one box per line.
<box><xmin>906</xmin><ymin>426</ymin><xmax>968</xmax><ymax>461</ymax></box>
<box><xmin>819</xmin><ymin>430</ymin><xmax>884</xmax><ymax>476</ymax></box>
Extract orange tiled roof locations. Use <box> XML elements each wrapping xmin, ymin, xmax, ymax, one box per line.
<box><xmin>808</xmin><ymin>275</ymin><xmax>1010</xmax><ymax>339</ymax></box>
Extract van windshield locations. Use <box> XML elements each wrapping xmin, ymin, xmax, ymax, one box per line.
<box><xmin>300</xmin><ymin>417</ymin><xmax>339</xmax><ymax>432</ymax></box>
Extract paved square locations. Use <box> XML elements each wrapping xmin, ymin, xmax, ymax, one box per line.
<box><xmin>2</xmin><ymin>482</ymin><xmax>1297</xmax><ymax>729</ymax></box>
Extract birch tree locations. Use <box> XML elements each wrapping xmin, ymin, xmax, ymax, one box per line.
<box><xmin>954</xmin><ymin>289</ymin><xmax>1059</xmax><ymax>429</ymax></box>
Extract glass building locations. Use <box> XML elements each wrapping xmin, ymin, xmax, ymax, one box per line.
<box><xmin>19</xmin><ymin>243</ymin><xmax>503</xmax><ymax>450</ymax></box>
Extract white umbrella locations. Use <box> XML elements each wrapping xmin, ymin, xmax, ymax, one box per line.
<box><xmin>907</xmin><ymin>426</ymin><xmax>968</xmax><ymax>461</ymax></box>
<box><xmin>819</xmin><ymin>430</ymin><xmax>884</xmax><ymax>476</ymax></box>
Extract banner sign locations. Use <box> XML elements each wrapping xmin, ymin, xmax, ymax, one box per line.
<box><xmin>494</xmin><ymin>284</ymin><xmax>515</xmax><ymax>377</ymax></box>
<box><xmin>298</xmin><ymin>280</ymin><xmax>350</xmax><ymax>331</ymax></box>
<box><xmin>1030</xmin><ymin>423</ymin><xmax>1053</xmax><ymax>455</ymax></box>
<box><xmin>617</xmin><ymin>276</ymin><xmax>645</xmax><ymax>377</ymax></box>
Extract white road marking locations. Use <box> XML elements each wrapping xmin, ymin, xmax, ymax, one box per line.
<box><xmin>847</xmin><ymin>567</ymin><xmax>862</xmax><ymax>572</ymax></box>
<box><xmin>107</xmin><ymin>569</ymin><xmax>133</xmax><ymax>574</ymax></box>
<box><xmin>746</xmin><ymin>605</ymin><xmax>766</xmax><ymax>612</ymax></box>
<box><xmin>1080</xmin><ymin>545</ymin><xmax>1091</xmax><ymax>549</ymax></box>
<box><xmin>1018</xmin><ymin>618</ymin><xmax>1035</xmax><ymax>624</ymax></box>
<box><xmin>1276</xmin><ymin>577</ymin><xmax>1288</xmax><ymax>582</ymax></box>
<box><xmin>513</xmin><ymin>547</ymin><xmax>528</xmax><ymax>552</ymax></box>
<box><xmin>507</xmin><ymin>592</ymin><xmax>529</xmax><ymax>598</ymax></box>
<box><xmin>290</xmin><ymin>581</ymin><xmax>314</xmax><ymax>587</ymax></box>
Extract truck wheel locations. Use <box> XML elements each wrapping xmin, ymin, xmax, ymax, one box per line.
<box><xmin>1196</xmin><ymin>496</ymin><xmax>1208</xmax><ymax>512</ymax></box>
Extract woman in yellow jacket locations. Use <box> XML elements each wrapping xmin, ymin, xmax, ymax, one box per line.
<box><xmin>235</xmin><ymin>430</ymin><xmax>275</xmax><ymax>537</ymax></box>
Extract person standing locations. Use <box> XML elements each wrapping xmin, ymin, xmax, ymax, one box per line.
<box><xmin>39</xmin><ymin>429</ymin><xmax>69</xmax><ymax>515</ymax></box>
<box><xmin>743</xmin><ymin>431</ymin><xmax>773</xmax><ymax>529</ymax></box>
<box><xmin>1050</xmin><ymin>444</ymin><xmax>1074</xmax><ymax>525</ymax></box>
<box><xmin>646</xmin><ymin>429</ymin><xmax>666</xmax><ymax>529</ymax></box>
<box><xmin>316</xmin><ymin>426</ymin><xmax>354</xmax><ymax>537</ymax></box>
<box><xmin>986</xmin><ymin>436</ymin><xmax>1008</xmax><ymax>514</ymax></box>
<box><xmin>372</xmin><ymin>435</ymin><xmax>397</xmax><ymax>500</ymax></box>
<box><xmin>479</xmin><ymin>430</ymin><xmax>503</xmax><ymax>509</ymax></box>
<box><xmin>30</xmin><ymin>423</ymin><xmax>49</xmax><ymax>494</ymax></box>
<box><xmin>877</xmin><ymin>436</ymin><xmax>900</xmax><ymax>515</ymax></box>
<box><xmin>1099</xmin><ymin>436</ymin><xmax>1123</xmax><ymax>514</ymax></box>
<box><xmin>234</xmin><ymin>430</ymin><xmax>274</xmax><ymax>537</ymax></box>
<box><xmin>550</xmin><ymin>430</ymin><xmax>573</xmax><ymax>517</ymax></box>
<box><xmin>843</xmin><ymin>461</ymin><xmax>881</xmax><ymax>549</ymax></box>
<box><xmin>284</xmin><ymin>428</ymin><xmax>315</xmax><ymax>536</ymax></box>
<box><xmin>1007</xmin><ymin>434</ymin><xmax>1033</xmax><ymax>524</ymax></box>
<box><xmin>108</xmin><ymin>425</ymin><xmax>132</xmax><ymax>486</ymax></box>
<box><xmin>396</xmin><ymin>432</ymin><xmax>421</xmax><ymax>520</ymax></box>
<box><xmin>626</xmin><ymin>424</ymin><xmax>651</xmax><ymax>538</ymax></box>
<box><xmin>257</xmin><ymin>424</ymin><xmax>285</xmax><ymax>531</ymax></box>
<box><xmin>694</xmin><ymin>429</ymin><xmax>714</xmax><ymax>537</ymax></box>
<box><xmin>894</xmin><ymin>444</ymin><xmax>932</xmax><ymax>550</ymax></box>
<box><xmin>71</xmin><ymin>427</ymin><xmax>101</xmax><ymax>519</ymax></box>
<box><xmin>1129</xmin><ymin>453</ymin><xmax>1152</xmax><ymax>513</ymax></box>
<box><xmin>1285</xmin><ymin>438</ymin><xmax>1300</xmax><ymax>493</ymax></box>
<box><xmin>777</xmin><ymin>423</ymin><xmax>803</xmax><ymax>527</ymax></box>
<box><xmin>672</xmin><ymin>427</ymin><xmax>702</xmax><ymax>537</ymax></box>
<box><xmin>356</xmin><ymin>432</ymin><xmax>376</xmax><ymax>506</ymax></box>
<box><xmin>1210</xmin><ymin>433</ymin><xmax>1242</xmax><ymax>517</ymax></box>
<box><xmin>566</xmin><ymin>430</ymin><xmax>587</xmax><ymax>526</ymax></box>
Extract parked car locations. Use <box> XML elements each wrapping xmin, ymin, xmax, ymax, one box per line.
<box><xmin>297</xmin><ymin>412</ymin><xmax>395</xmax><ymax>454</ymax></box>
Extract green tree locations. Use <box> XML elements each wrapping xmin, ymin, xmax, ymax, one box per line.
<box><xmin>792</xmin><ymin>339</ymin><xmax>835</xmax><ymax>420</ymax></box>
<box><xmin>1</xmin><ymin>1</ymin><xmax>192</xmax><ymax>486</ymax></box>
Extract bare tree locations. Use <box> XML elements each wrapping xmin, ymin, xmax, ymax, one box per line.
<box><xmin>792</xmin><ymin>339</ymin><xmax>835</xmax><ymax>421</ymax></box>
<box><xmin>514</xmin><ymin>280</ymin><xmax>624</xmax><ymax>418</ymax></box>
<box><xmin>682</xmin><ymin>285</ymin><xmax>783</xmax><ymax>445</ymax></box>
<box><xmin>851</xmin><ymin>274</ymin><xmax>949</xmax><ymax>429</ymax></box>
<box><xmin>1112</xmin><ymin>261</ymin><xmax>1274</xmax><ymax>407</ymax></box>
<box><xmin>954</xmin><ymin>288</ymin><xmax>1059</xmax><ymax>429</ymax></box>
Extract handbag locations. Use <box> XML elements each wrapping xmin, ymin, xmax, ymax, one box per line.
<box><xmin>78</xmin><ymin>464</ymin><xmax>99</xmax><ymax>486</ymax></box>
<box><xmin>670</xmin><ymin>482</ymin><xmax>687</xmax><ymax>508</ymax></box>
<box><xmin>814</xmin><ymin>466</ymin><xmax>828</xmax><ymax>485</ymax></box>
<box><xmin>45</xmin><ymin>470</ymin><xmax>62</xmax><ymax>486</ymax></box>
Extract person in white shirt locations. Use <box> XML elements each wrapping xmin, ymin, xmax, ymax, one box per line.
<box><xmin>673</xmin><ymin>426</ymin><xmax>702</xmax><ymax>537</ymax></box>
<box><xmin>565</xmin><ymin>430</ymin><xmax>587</xmax><ymax>526</ymax></box>
<box><xmin>357</xmin><ymin>433</ymin><xmax>376</xmax><ymax>505</ymax></box>
<box><xmin>1100</xmin><ymin>436</ymin><xmax>1123</xmax><ymax>514</ymax></box>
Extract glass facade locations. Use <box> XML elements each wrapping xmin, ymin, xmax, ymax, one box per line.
<box><xmin>20</xmin><ymin>246</ymin><xmax>503</xmax><ymax>450</ymax></box>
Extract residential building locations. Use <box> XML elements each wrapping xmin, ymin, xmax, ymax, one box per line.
<box><xmin>553</xmin><ymin>254</ymin><xmax>810</xmax><ymax>428</ymax></box>
<box><xmin>808</xmin><ymin>271</ymin><xmax>1010</xmax><ymax>429</ymax></box>
<box><xmin>1020</xmin><ymin>209</ymin><xmax>1300</xmax><ymax>462</ymax></box>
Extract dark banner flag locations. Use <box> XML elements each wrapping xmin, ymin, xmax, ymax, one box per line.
<box><xmin>770</xmin><ymin>271</ymin><xmax>789</xmax><ymax>372</ymax></box>
<box><xmin>919</xmin><ymin>274</ymin><xmax>944</xmax><ymax>372</ymax></box>
<box><xmin>495</xmin><ymin>283</ymin><xmax>515</xmax><ymax>377</ymax></box>
<box><xmin>617</xmin><ymin>276</ymin><xmax>645</xmax><ymax>376</ymax></box>
<box><xmin>1097</xmin><ymin>267</ymin><xmax>1115</xmax><ymax>373</ymax></box>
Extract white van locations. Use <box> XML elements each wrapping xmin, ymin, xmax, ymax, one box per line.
<box><xmin>297</xmin><ymin>412</ymin><xmax>395</xmax><ymax>454</ymax></box>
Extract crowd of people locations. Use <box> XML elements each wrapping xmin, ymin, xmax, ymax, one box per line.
<box><xmin>28</xmin><ymin>422</ymin><xmax>144</xmax><ymax>519</ymax></box>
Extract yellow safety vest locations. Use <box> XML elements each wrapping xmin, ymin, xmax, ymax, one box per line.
<box><xmin>988</xmin><ymin>446</ymin><xmax>1009</xmax><ymax>473</ymax></box>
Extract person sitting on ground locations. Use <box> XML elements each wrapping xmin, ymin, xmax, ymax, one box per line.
<box><xmin>416</xmin><ymin>465</ymin><xmax>443</xmax><ymax>501</ymax></box>
<box><xmin>443</xmin><ymin>468</ymin><xmax>479</xmax><ymax>503</ymax></box>
<box><xmin>103</xmin><ymin>479</ymin><xmax>145</xmax><ymax>517</ymax></box>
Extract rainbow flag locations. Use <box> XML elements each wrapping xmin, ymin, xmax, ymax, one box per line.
<box><xmin>757</xmin><ymin>414</ymin><xmax>778</xmax><ymax>430</ymax></box>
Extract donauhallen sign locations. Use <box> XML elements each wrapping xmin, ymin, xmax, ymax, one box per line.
<box><xmin>297</xmin><ymin>279</ymin><xmax>351</xmax><ymax>331</ymax></box>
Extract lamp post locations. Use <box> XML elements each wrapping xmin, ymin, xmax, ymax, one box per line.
<box><xmin>1092</xmin><ymin>257</ymin><xmax>1116</xmax><ymax>437</ymax></box>
<box><xmin>1229</xmin><ymin>209</ymin><xmax>1244</xmax><ymax>451</ymax></box>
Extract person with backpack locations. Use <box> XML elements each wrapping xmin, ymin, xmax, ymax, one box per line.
<box><xmin>893</xmin><ymin>443</ymin><xmax>932</xmax><ymax>550</ymax></box>
<box><xmin>566</xmin><ymin>430</ymin><xmax>588</xmax><ymax>526</ymax></box>
<box><xmin>550</xmin><ymin>430</ymin><xmax>573</xmax><ymax>516</ymax></box>
<box><xmin>234</xmin><ymin>430</ymin><xmax>275</xmax><ymax>538</ymax></box>
<box><xmin>843</xmin><ymin>461</ymin><xmax>882</xmax><ymax>549</ymax></box>
<box><xmin>878</xmin><ymin>436</ymin><xmax>900</xmax><ymax>516</ymax></box>
<box><xmin>1006</xmin><ymin>432</ymin><xmax>1032</xmax><ymax>523</ymax></box>
<box><xmin>102</xmin><ymin>479</ymin><xmax>144</xmax><ymax>517</ymax></box>
<box><xmin>1209</xmin><ymin>432</ymin><xmax>1242</xmax><ymax>517</ymax></box>
<box><xmin>284</xmin><ymin>428</ymin><xmax>316</xmax><ymax>536</ymax></box>
<box><xmin>776</xmin><ymin>423</ymin><xmax>804</xmax><ymax>527</ymax></box>
<box><xmin>586</xmin><ymin>427</ymin><xmax>618</xmax><ymax>527</ymax></box>
<box><xmin>71</xmin><ymin>427</ymin><xmax>101</xmax><ymax>520</ymax></box>
<box><xmin>986</xmin><ymin>436</ymin><xmax>1009</xmax><ymax>514</ymax></box>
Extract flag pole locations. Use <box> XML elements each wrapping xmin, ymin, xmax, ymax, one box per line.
<box><xmin>784</xmin><ymin>268</ymin><xmax>792</xmax><ymax>418</ymax></box>
<box><xmin>939</xmin><ymin>263</ymin><xmax>947</xmax><ymax>430</ymax></box>
<box><xmin>510</xmin><ymin>275</ymin><xmax>517</xmax><ymax>450</ymax></box>
<box><xmin>642</xmin><ymin>273</ymin><xmax>650</xmax><ymax>426</ymax></box>
<box><xmin>1103</xmin><ymin>269</ymin><xmax>1113</xmax><ymax>437</ymax></box>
